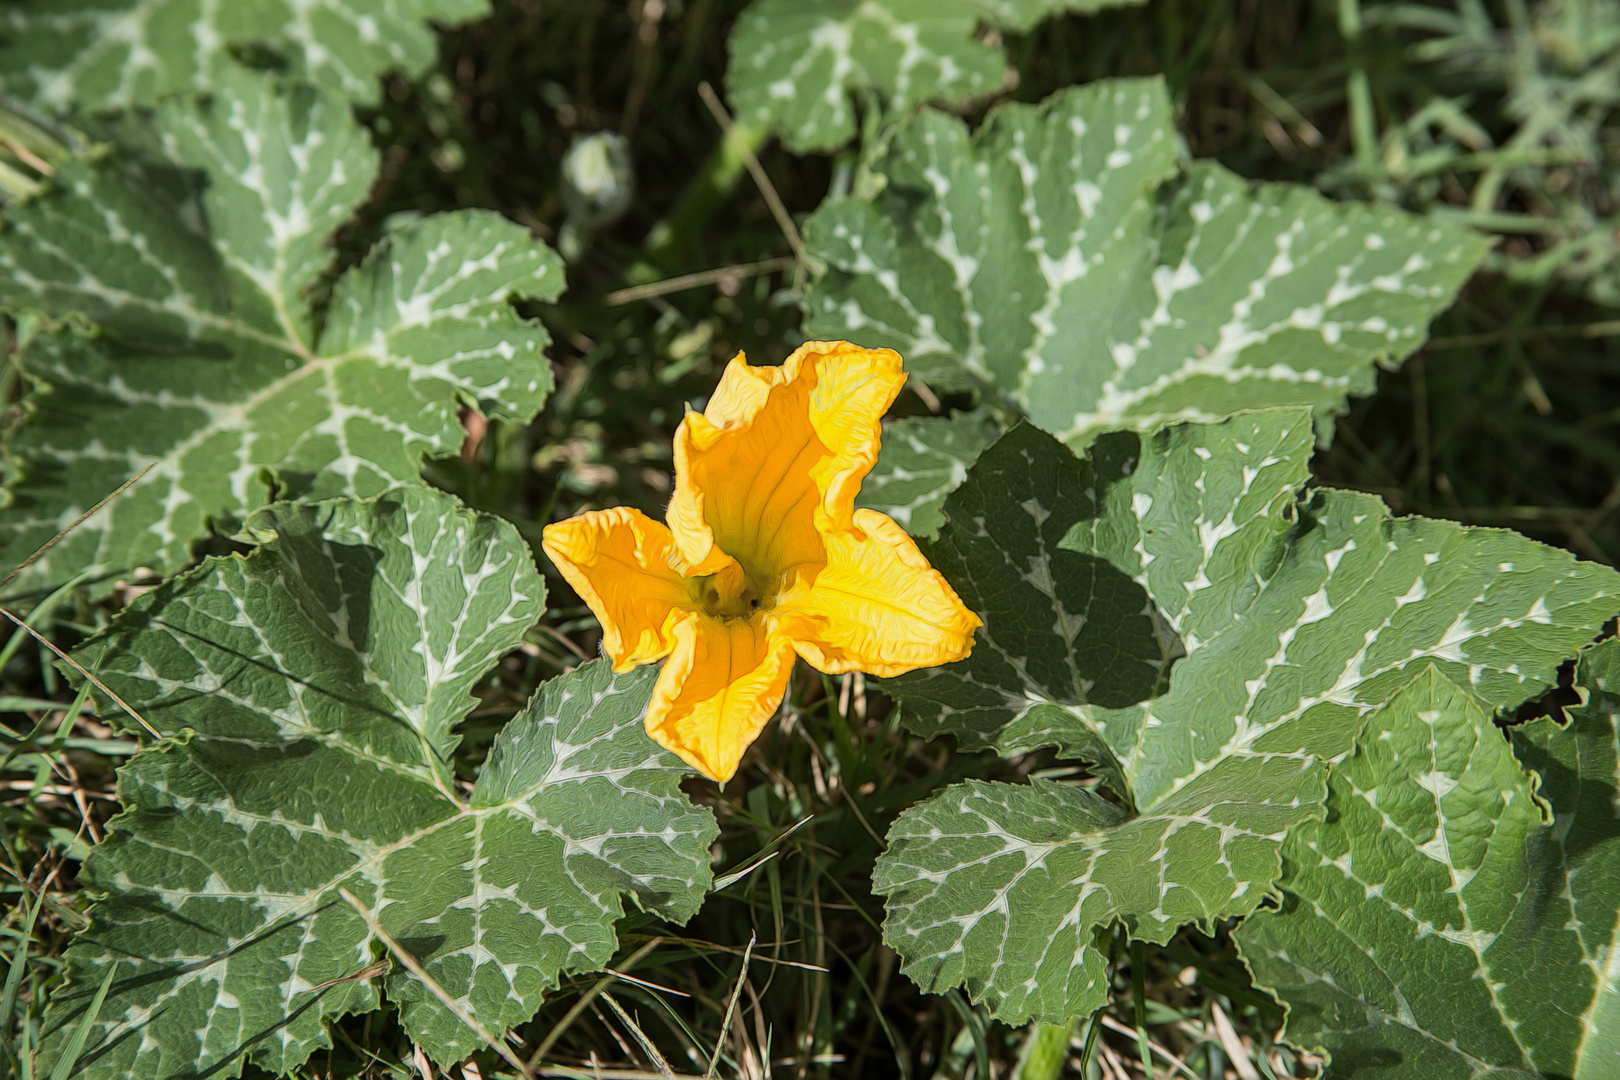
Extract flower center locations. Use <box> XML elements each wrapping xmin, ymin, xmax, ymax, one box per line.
<box><xmin>694</xmin><ymin>565</ymin><xmax>774</xmax><ymax>621</ymax></box>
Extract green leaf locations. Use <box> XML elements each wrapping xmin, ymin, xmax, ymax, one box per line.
<box><xmin>805</xmin><ymin>79</ymin><xmax>1490</xmax><ymax>445</ymax></box>
<box><xmin>156</xmin><ymin>69</ymin><xmax>379</xmax><ymax>339</ymax></box>
<box><xmin>726</xmin><ymin>0</ymin><xmax>1005</xmax><ymax>154</ymax></box>
<box><xmin>877</xmin><ymin>422</ymin><xmax>1184</xmax><ymax>798</ymax></box>
<box><xmin>724</xmin><ymin>0</ymin><xmax>1153</xmax><ymax>151</ymax></box>
<box><xmin>873</xmin><ymin>407</ymin><xmax>1620</xmax><ymax>1026</ymax></box>
<box><xmin>972</xmin><ymin>0</ymin><xmax>1146</xmax><ymax>33</ymax></box>
<box><xmin>857</xmin><ymin>409</ymin><xmax>999</xmax><ymax>536</ymax></box>
<box><xmin>1235</xmin><ymin>644</ymin><xmax>1620</xmax><ymax>1080</ymax></box>
<box><xmin>0</xmin><ymin>70</ymin><xmax>562</xmax><ymax>596</ymax></box>
<box><xmin>0</xmin><ymin>0</ymin><xmax>488</xmax><ymax>112</ymax></box>
<box><xmin>35</xmin><ymin>487</ymin><xmax>716</xmax><ymax>1079</ymax></box>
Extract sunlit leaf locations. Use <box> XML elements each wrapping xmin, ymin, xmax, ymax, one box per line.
<box><xmin>805</xmin><ymin>79</ymin><xmax>1489</xmax><ymax>446</ymax></box>
<box><xmin>0</xmin><ymin>0</ymin><xmax>488</xmax><ymax>111</ymax></box>
<box><xmin>873</xmin><ymin>407</ymin><xmax>1620</xmax><ymax>1025</ymax></box>
<box><xmin>1236</xmin><ymin>644</ymin><xmax>1620</xmax><ymax>1080</ymax></box>
<box><xmin>35</xmin><ymin>487</ymin><xmax>716</xmax><ymax>1078</ymax></box>
<box><xmin>726</xmin><ymin>0</ymin><xmax>1004</xmax><ymax>154</ymax></box>
<box><xmin>726</xmin><ymin>0</ymin><xmax>1150</xmax><ymax>151</ymax></box>
<box><xmin>0</xmin><ymin>69</ymin><xmax>562</xmax><ymax>596</ymax></box>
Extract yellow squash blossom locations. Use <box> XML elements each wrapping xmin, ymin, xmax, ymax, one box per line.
<box><xmin>541</xmin><ymin>340</ymin><xmax>980</xmax><ymax>782</ymax></box>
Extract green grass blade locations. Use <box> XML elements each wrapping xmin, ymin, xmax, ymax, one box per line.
<box><xmin>17</xmin><ymin>1014</ymin><xmax>31</xmax><ymax>1080</ymax></box>
<box><xmin>0</xmin><ymin>682</ymin><xmax>92</xmax><ymax>774</ymax></box>
<box><xmin>47</xmin><ymin>960</ymin><xmax>117</xmax><ymax>1080</ymax></box>
<box><xmin>1130</xmin><ymin>939</ymin><xmax>1153</xmax><ymax>1073</ymax></box>
<box><xmin>0</xmin><ymin>880</ymin><xmax>52</xmax><ymax>1080</ymax></box>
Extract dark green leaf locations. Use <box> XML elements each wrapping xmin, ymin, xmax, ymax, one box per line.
<box><xmin>1237</xmin><ymin>645</ymin><xmax>1620</xmax><ymax>1080</ymax></box>
<box><xmin>35</xmin><ymin>488</ymin><xmax>716</xmax><ymax>1078</ymax></box>
<box><xmin>875</xmin><ymin>407</ymin><xmax>1620</xmax><ymax>1025</ymax></box>
<box><xmin>0</xmin><ymin>0</ymin><xmax>489</xmax><ymax>111</ymax></box>
<box><xmin>858</xmin><ymin>409</ymin><xmax>999</xmax><ymax>537</ymax></box>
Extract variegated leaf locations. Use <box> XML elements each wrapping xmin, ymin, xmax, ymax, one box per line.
<box><xmin>35</xmin><ymin>488</ymin><xmax>716</xmax><ymax>1079</ymax></box>
<box><xmin>805</xmin><ymin>79</ymin><xmax>1490</xmax><ymax>446</ymax></box>
<box><xmin>874</xmin><ymin>407</ymin><xmax>1620</xmax><ymax>1025</ymax></box>
<box><xmin>725</xmin><ymin>0</ymin><xmax>1149</xmax><ymax>151</ymax></box>
<box><xmin>0</xmin><ymin>0</ymin><xmax>488</xmax><ymax>111</ymax></box>
<box><xmin>857</xmin><ymin>409</ymin><xmax>999</xmax><ymax>536</ymax></box>
<box><xmin>0</xmin><ymin>70</ymin><xmax>561</xmax><ymax>596</ymax></box>
<box><xmin>1237</xmin><ymin>646</ymin><xmax>1620</xmax><ymax>1080</ymax></box>
<box><xmin>726</xmin><ymin>0</ymin><xmax>1004</xmax><ymax>154</ymax></box>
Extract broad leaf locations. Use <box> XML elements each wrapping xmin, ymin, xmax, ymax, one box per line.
<box><xmin>36</xmin><ymin>487</ymin><xmax>716</xmax><ymax>1079</ymax></box>
<box><xmin>857</xmin><ymin>409</ymin><xmax>999</xmax><ymax>536</ymax></box>
<box><xmin>1236</xmin><ymin>645</ymin><xmax>1620</xmax><ymax>1080</ymax></box>
<box><xmin>877</xmin><ymin>421</ymin><xmax>1183</xmax><ymax>800</ymax></box>
<box><xmin>0</xmin><ymin>0</ymin><xmax>487</xmax><ymax>111</ymax></box>
<box><xmin>873</xmin><ymin>408</ymin><xmax>1620</xmax><ymax>1025</ymax></box>
<box><xmin>726</xmin><ymin>0</ymin><xmax>1149</xmax><ymax>151</ymax></box>
<box><xmin>726</xmin><ymin>0</ymin><xmax>1004</xmax><ymax>154</ymax></box>
<box><xmin>805</xmin><ymin>79</ymin><xmax>1490</xmax><ymax>446</ymax></box>
<box><xmin>0</xmin><ymin>69</ymin><xmax>562</xmax><ymax>596</ymax></box>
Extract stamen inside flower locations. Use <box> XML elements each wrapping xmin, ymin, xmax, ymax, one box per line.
<box><xmin>694</xmin><ymin>565</ymin><xmax>769</xmax><ymax>619</ymax></box>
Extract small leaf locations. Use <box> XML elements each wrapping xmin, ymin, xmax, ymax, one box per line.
<box><xmin>857</xmin><ymin>409</ymin><xmax>999</xmax><ymax>537</ymax></box>
<box><xmin>0</xmin><ymin>70</ymin><xmax>562</xmax><ymax>596</ymax></box>
<box><xmin>805</xmin><ymin>79</ymin><xmax>1490</xmax><ymax>445</ymax></box>
<box><xmin>1236</xmin><ymin>646</ymin><xmax>1620</xmax><ymax>1080</ymax></box>
<box><xmin>874</xmin><ymin>407</ymin><xmax>1620</xmax><ymax>1026</ymax></box>
<box><xmin>320</xmin><ymin>208</ymin><xmax>563</xmax><ymax>424</ymax></box>
<box><xmin>0</xmin><ymin>0</ymin><xmax>490</xmax><ymax>111</ymax></box>
<box><xmin>34</xmin><ymin>487</ymin><xmax>716</xmax><ymax>1078</ymax></box>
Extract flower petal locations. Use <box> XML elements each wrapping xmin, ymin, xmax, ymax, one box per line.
<box><xmin>646</xmin><ymin>613</ymin><xmax>797</xmax><ymax>782</ymax></box>
<box><xmin>541</xmin><ymin>507</ymin><xmax>694</xmax><ymax>671</ymax></box>
<box><xmin>668</xmin><ymin>341</ymin><xmax>905</xmax><ymax>580</ymax></box>
<box><xmin>776</xmin><ymin>508</ymin><xmax>981</xmax><ymax>677</ymax></box>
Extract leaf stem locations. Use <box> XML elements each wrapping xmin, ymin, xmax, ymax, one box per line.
<box><xmin>696</xmin><ymin>83</ymin><xmax>822</xmax><ymax>289</ymax></box>
<box><xmin>1130</xmin><ymin>937</ymin><xmax>1154</xmax><ymax>1074</ymax></box>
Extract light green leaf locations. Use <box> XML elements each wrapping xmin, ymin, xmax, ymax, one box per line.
<box><xmin>857</xmin><ymin>409</ymin><xmax>999</xmax><ymax>536</ymax></box>
<box><xmin>0</xmin><ymin>70</ymin><xmax>562</xmax><ymax>596</ymax></box>
<box><xmin>874</xmin><ymin>407</ymin><xmax>1620</xmax><ymax>1026</ymax></box>
<box><xmin>725</xmin><ymin>0</ymin><xmax>1005</xmax><ymax>154</ymax></box>
<box><xmin>1235</xmin><ymin>645</ymin><xmax>1620</xmax><ymax>1080</ymax></box>
<box><xmin>805</xmin><ymin>79</ymin><xmax>1490</xmax><ymax>445</ymax></box>
<box><xmin>972</xmin><ymin>0</ymin><xmax>1146</xmax><ymax>33</ymax></box>
<box><xmin>35</xmin><ymin>487</ymin><xmax>716</xmax><ymax>1078</ymax></box>
<box><xmin>0</xmin><ymin>0</ymin><xmax>488</xmax><ymax>112</ymax></box>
